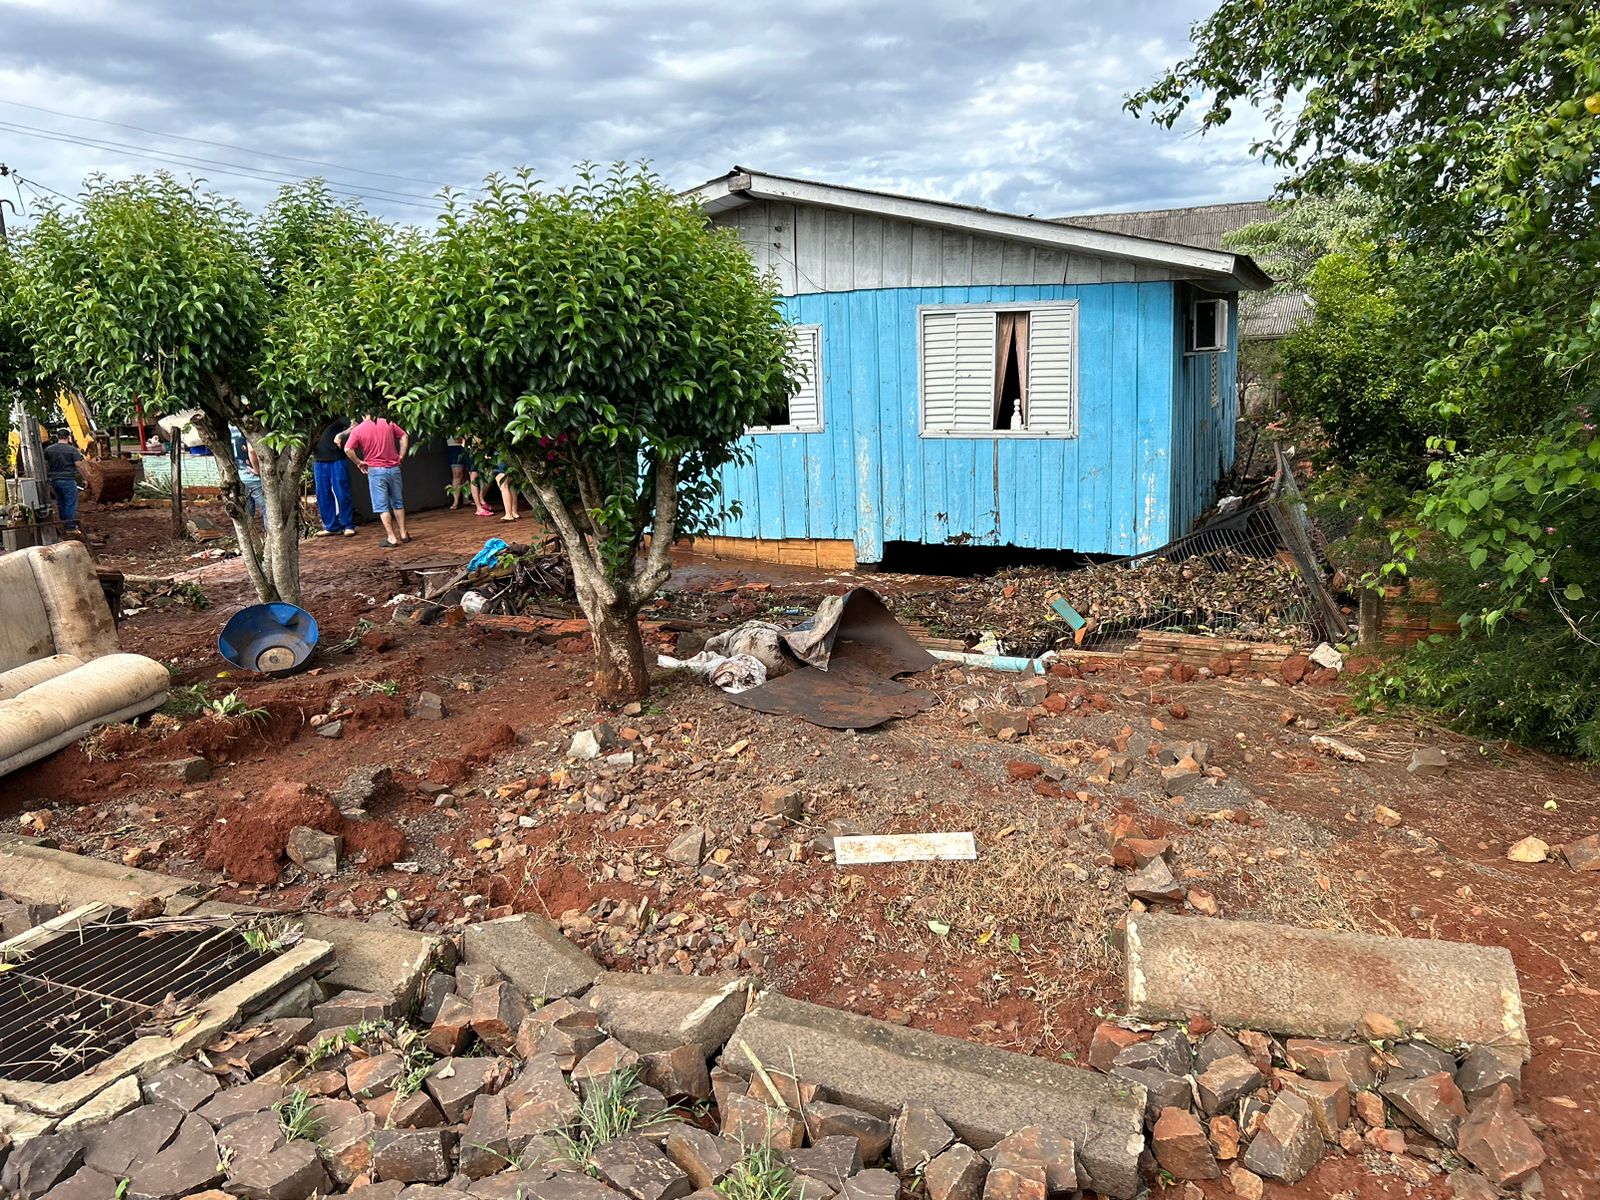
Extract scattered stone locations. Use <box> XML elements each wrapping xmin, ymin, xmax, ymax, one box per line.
<box><xmin>1407</xmin><ymin>747</ymin><xmax>1448</xmax><ymax>775</ymax></box>
<box><xmin>285</xmin><ymin>826</ymin><xmax>341</xmax><ymax>876</ymax></box>
<box><xmin>1284</xmin><ymin>1040</ymin><xmax>1378</xmax><ymax>1091</ymax></box>
<box><xmin>504</xmin><ymin>1060</ymin><xmax>581</xmax><ymax>1145</ymax></box>
<box><xmin>228</xmin><ymin>1138</ymin><xmax>328</xmax><ymax>1200</ymax></box>
<box><xmin>1455</xmin><ymin>1044</ymin><xmax>1522</xmax><ymax>1102</ymax></box>
<box><xmin>464</xmin><ymin>913</ymin><xmax>603</xmax><ymax>1001</ymax></box>
<box><xmin>470</xmin><ymin>982</ymin><xmax>527</xmax><ymax>1055</ymax></box>
<box><xmin>978</xmin><ymin>1164</ymin><xmax>1043</xmax><ymax>1200</ymax></box>
<box><xmin>661</xmin><ymin>1127</ymin><xmax>740</xmax><ymax>1191</ymax></box>
<box><xmin>1207</xmin><ymin>1115</ymin><xmax>1240</xmax><ymax>1161</ymax></box>
<box><xmin>976</xmin><ymin>708</ymin><xmax>1031</xmax><ymax>739</ymax></box>
<box><xmin>1373</xmin><ymin>805</ymin><xmax>1403</xmax><ymax>828</ymax></box>
<box><xmin>1447</xmin><ymin>1172</ymin><xmax>1502</xmax><ymax>1200</ymax></box>
<box><xmin>83</xmin><ymin>1107</ymin><xmax>183</xmax><ymax>1177</ymax></box>
<box><xmin>923</xmin><ymin>1144</ymin><xmax>987</xmax><ymax>1200</ymax></box>
<box><xmin>425</xmin><ymin>1057</ymin><xmax>506</xmax><ymax>1123</ymax></box>
<box><xmin>410</xmin><ymin>692</ymin><xmax>445</xmax><ymax>720</ymax></box>
<box><xmin>1563</xmin><ymin>833</ymin><xmax>1600</xmax><ymax>872</ymax></box>
<box><xmin>1194</xmin><ymin>1031</ymin><xmax>1247</xmax><ymax>1074</ymax></box>
<box><xmin>837</xmin><ymin>1170</ymin><xmax>898</xmax><ymax>1200</ymax></box>
<box><xmin>459</xmin><ymin>1093</ymin><xmax>511</xmax><ymax>1181</ymax></box>
<box><xmin>1124</xmin><ymin>858</ymin><xmax>1185</xmax><ymax>903</ymax></box>
<box><xmin>35</xmin><ymin>1168</ymin><xmax>119</xmax><ymax>1200</ymax></box>
<box><xmin>1354</xmin><ymin>1090</ymin><xmax>1386</xmax><ymax>1128</ymax></box>
<box><xmin>1</xmin><ymin>1132</ymin><xmax>85</xmax><ymax>1200</ymax></box>
<box><xmin>1109</xmin><ymin>1065</ymin><xmax>1191</xmax><ymax>1125</ymax></box>
<box><xmin>642</xmin><ymin>1045</ymin><xmax>712</xmax><ymax>1101</ymax></box>
<box><xmin>347</xmin><ymin>1051</ymin><xmax>405</xmax><ymax>1098</ymax></box>
<box><xmin>1456</xmin><ymin>1084</ymin><xmax>1543</xmax><ymax>1188</ymax></box>
<box><xmin>311</xmin><ymin>991</ymin><xmax>393</xmax><ymax>1033</ymax></box>
<box><xmin>316</xmin><ymin>720</ymin><xmax>344</xmax><ymax>739</ymax></box>
<box><xmin>592</xmin><ymin>1137</ymin><xmax>691</xmax><ymax>1200</ymax></box>
<box><xmin>1196</xmin><ymin>1056</ymin><xmax>1263</xmax><ymax>1115</ymax></box>
<box><xmin>216</xmin><ymin>1111</ymin><xmax>284</xmax><ymax>1166</ymax></box>
<box><xmin>1366</xmin><ymin>1127</ymin><xmax>1406</xmax><ymax>1154</ymax></box>
<box><xmin>1506</xmin><ymin>837</ymin><xmax>1549</xmax><ymax>864</ymax></box>
<box><xmin>157</xmin><ymin>757</ymin><xmax>212</xmax><ymax>784</ymax></box>
<box><xmin>719</xmin><ymin>1094</ymin><xmax>803</xmax><ymax>1150</ymax></box>
<box><xmin>1389</xmin><ymin>1041</ymin><xmax>1457</xmax><ymax>1079</ymax></box>
<box><xmin>312</xmin><ymin>1099</ymin><xmax>374</xmax><ymax>1187</ymax></box>
<box><xmin>1227</xmin><ymin>1165</ymin><xmax>1264</xmax><ymax>1200</ymax></box>
<box><xmin>1380</xmin><ymin>1072</ymin><xmax>1468</xmax><ymax>1146</ymax></box>
<box><xmin>1356</xmin><ymin>1012</ymin><xmax>1403</xmax><ymax>1042</ymax></box>
<box><xmin>891</xmin><ymin>1104</ymin><xmax>955</xmax><ymax>1174</ymax></box>
<box><xmin>1087</xmin><ymin>1024</ymin><xmax>1149</xmax><ymax>1073</ymax></box>
<box><xmin>194</xmin><ymin>1081</ymin><xmax>283</xmax><ymax>1127</ymax></box>
<box><xmin>1274</xmin><ymin>1074</ymin><xmax>1350</xmax><ymax>1140</ymax></box>
<box><xmin>665</xmin><ymin>828</ymin><xmax>706</xmax><ymax>868</ymax></box>
<box><xmin>418</xmin><ymin>971</ymin><xmax>455</xmax><ymax>1024</ymax></box>
<box><xmin>986</xmin><ymin>1125</ymin><xmax>1075</xmax><ymax>1194</ymax></box>
<box><xmin>370</xmin><ymin>1130</ymin><xmax>456</xmax><ymax>1184</ymax></box>
<box><xmin>424</xmin><ymin>993</ymin><xmax>475</xmax><ymax>1057</ymax></box>
<box><xmin>802</xmin><ymin>1102</ymin><xmax>892</xmax><ymax>1165</ymax></box>
<box><xmin>1310</xmin><ymin>736</ymin><xmax>1365</xmax><ymax>763</ymax></box>
<box><xmin>1239</xmin><ymin>1092</ymin><xmax>1323</xmax><ymax>1184</ymax></box>
<box><xmin>782</xmin><ymin>1137</ymin><xmax>861</xmax><ymax>1189</ymax></box>
<box><xmin>1159</xmin><ymin>764</ymin><xmax>1202</xmax><ymax>796</ymax></box>
<box><xmin>1151</xmin><ymin>1107</ymin><xmax>1218</xmax><ymax>1180</ymax></box>
<box><xmin>332</xmin><ymin>764</ymin><xmax>394</xmax><ymax>816</ymax></box>
<box><xmin>573</xmin><ymin>1038</ymin><xmax>642</xmax><ymax>1088</ymax></box>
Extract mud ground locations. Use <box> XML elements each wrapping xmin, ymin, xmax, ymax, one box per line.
<box><xmin>4</xmin><ymin>497</ymin><xmax>1598</xmax><ymax>1199</ymax></box>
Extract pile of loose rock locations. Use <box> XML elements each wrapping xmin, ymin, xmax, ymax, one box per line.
<box><xmin>1090</xmin><ymin>1015</ymin><xmax>1543</xmax><ymax>1197</ymax></box>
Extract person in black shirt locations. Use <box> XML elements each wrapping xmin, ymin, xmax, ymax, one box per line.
<box><xmin>42</xmin><ymin>428</ymin><xmax>84</xmax><ymax>531</ymax></box>
<box><xmin>311</xmin><ymin>416</ymin><xmax>355</xmax><ymax>536</ymax></box>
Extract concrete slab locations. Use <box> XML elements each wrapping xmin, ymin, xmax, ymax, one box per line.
<box><xmin>1124</xmin><ymin>913</ymin><xmax>1528</xmax><ymax>1059</ymax></box>
<box><xmin>0</xmin><ymin>837</ymin><xmax>203</xmax><ymax>914</ymax></box>
<box><xmin>464</xmin><ymin>914</ymin><xmax>602</xmax><ymax>1002</ymax></box>
<box><xmin>191</xmin><ymin>902</ymin><xmax>450</xmax><ymax>1013</ymax></box>
<box><xmin>721</xmin><ymin>993</ymin><xmax>1146</xmax><ymax>1200</ymax></box>
<box><xmin>582</xmin><ymin>974</ymin><xmax>753</xmax><ymax>1054</ymax></box>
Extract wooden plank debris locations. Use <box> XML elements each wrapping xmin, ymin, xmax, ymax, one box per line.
<box><xmin>833</xmin><ymin>833</ymin><xmax>977</xmax><ymax>865</ymax></box>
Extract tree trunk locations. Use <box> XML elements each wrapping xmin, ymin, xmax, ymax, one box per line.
<box><xmin>257</xmin><ymin>446</ymin><xmax>304</xmax><ymax>606</ymax></box>
<box><xmin>586</xmin><ymin>591</ymin><xmax>650</xmax><ymax>703</ymax></box>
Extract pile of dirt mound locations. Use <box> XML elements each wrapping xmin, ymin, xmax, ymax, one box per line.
<box><xmin>203</xmin><ymin>779</ymin><xmax>407</xmax><ymax>884</ymax></box>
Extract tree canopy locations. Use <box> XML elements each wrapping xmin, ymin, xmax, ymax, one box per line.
<box><xmin>359</xmin><ymin>164</ymin><xmax>797</xmax><ymax>700</ymax></box>
<box><xmin>5</xmin><ymin>174</ymin><xmax>380</xmax><ymax>603</ymax></box>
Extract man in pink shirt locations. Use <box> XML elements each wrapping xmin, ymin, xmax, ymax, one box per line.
<box><xmin>342</xmin><ymin>410</ymin><xmax>412</xmax><ymax>546</ymax></box>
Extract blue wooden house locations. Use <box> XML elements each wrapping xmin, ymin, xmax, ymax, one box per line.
<box><xmin>682</xmin><ymin>168</ymin><xmax>1270</xmax><ymax>570</ymax></box>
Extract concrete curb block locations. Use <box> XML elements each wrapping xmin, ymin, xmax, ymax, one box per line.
<box><xmin>1125</xmin><ymin>912</ymin><xmax>1529</xmax><ymax>1058</ymax></box>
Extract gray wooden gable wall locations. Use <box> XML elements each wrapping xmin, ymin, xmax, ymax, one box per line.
<box><xmin>712</xmin><ymin>199</ymin><xmax>1181</xmax><ymax>295</ymax></box>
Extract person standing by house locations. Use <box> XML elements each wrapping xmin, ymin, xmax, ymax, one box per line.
<box><xmin>311</xmin><ymin>415</ymin><xmax>355</xmax><ymax>537</ymax></box>
<box><xmin>43</xmin><ymin>427</ymin><xmax>84</xmax><ymax>532</ymax></box>
<box><xmin>344</xmin><ymin>410</ymin><xmax>411</xmax><ymax>547</ymax></box>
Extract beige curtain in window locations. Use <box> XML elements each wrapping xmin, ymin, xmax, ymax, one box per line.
<box><xmin>993</xmin><ymin>312</ymin><xmax>1030</xmax><ymax>427</ymax></box>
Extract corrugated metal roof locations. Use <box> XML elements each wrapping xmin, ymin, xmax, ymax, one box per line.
<box><xmin>1058</xmin><ymin>201</ymin><xmax>1273</xmax><ymax>251</ymax></box>
<box><xmin>1241</xmin><ymin>292</ymin><xmax>1312</xmax><ymax>340</ymax></box>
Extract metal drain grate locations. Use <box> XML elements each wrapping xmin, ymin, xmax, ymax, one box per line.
<box><xmin>0</xmin><ymin>914</ymin><xmax>272</xmax><ymax>1084</ymax></box>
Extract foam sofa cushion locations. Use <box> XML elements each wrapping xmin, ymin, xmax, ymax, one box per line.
<box><xmin>0</xmin><ymin>552</ymin><xmax>54</xmax><ymax>673</ymax></box>
<box><xmin>0</xmin><ymin>654</ymin><xmax>85</xmax><ymax>701</ymax></box>
<box><xmin>0</xmin><ymin>653</ymin><xmax>169</xmax><ymax>765</ymax></box>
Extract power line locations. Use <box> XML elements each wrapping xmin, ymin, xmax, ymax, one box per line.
<box><xmin>0</xmin><ymin>120</ymin><xmax>450</xmax><ymax>210</ymax></box>
<box><xmin>0</xmin><ymin>96</ymin><xmax>463</xmax><ymax>192</ymax></box>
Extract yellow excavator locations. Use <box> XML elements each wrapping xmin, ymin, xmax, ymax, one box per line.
<box><xmin>5</xmin><ymin>390</ymin><xmax>137</xmax><ymax>504</ymax></box>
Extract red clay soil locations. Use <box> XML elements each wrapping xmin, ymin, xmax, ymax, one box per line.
<box><xmin>4</xmin><ymin>496</ymin><xmax>1598</xmax><ymax>1199</ymax></box>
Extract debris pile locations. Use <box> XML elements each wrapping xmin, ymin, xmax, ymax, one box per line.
<box><xmin>901</xmin><ymin>549</ymin><xmax>1313</xmax><ymax>658</ymax></box>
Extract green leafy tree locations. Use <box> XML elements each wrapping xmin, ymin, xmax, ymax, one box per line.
<box><xmin>1276</xmin><ymin>252</ymin><xmax>1427</xmax><ymax>474</ymax></box>
<box><xmin>1221</xmin><ymin>189</ymin><xmax>1380</xmax><ymax>294</ymax></box>
<box><xmin>359</xmin><ymin>165</ymin><xmax>796</xmax><ymax>701</ymax></box>
<box><xmin>5</xmin><ymin>174</ymin><xmax>380</xmax><ymax>602</ymax></box>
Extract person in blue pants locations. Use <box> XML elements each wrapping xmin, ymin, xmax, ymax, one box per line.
<box><xmin>310</xmin><ymin>415</ymin><xmax>355</xmax><ymax>536</ymax></box>
<box><xmin>43</xmin><ymin>427</ymin><xmax>83</xmax><ymax>531</ymax></box>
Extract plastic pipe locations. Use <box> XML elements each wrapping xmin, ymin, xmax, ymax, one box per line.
<box><xmin>929</xmin><ymin>649</ymin><xmax>1047</xmax><ymax>674</ymax></box>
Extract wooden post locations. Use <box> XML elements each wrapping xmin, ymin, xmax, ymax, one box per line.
<box><xmin>169</xmin><ymin>438</ymin><xmax>184</xmax><ymax>539</ymax></box>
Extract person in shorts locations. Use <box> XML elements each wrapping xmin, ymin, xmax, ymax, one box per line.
<box><xmin>343</xmin><ymin>411</ymin><xmax>411</xmax><ymax>546</ymax></box>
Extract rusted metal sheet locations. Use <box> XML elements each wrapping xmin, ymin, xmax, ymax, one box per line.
<box><xmin>728</xmin><ymin>589</ymin><xmax>936</xmax><ymax>730</ymax></box>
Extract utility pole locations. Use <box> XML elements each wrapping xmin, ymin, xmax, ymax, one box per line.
<box><xmin>0</xmin><ymin>163</ymin><xmax>11</xmax><ymax>242</ymax></box>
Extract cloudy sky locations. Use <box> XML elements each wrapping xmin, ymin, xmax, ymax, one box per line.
<box><xmin>0</xmin><ymin>0</ymin><xmax>1279</xmax><ymax>228</ymax></box>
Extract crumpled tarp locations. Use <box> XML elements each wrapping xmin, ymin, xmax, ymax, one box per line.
<box><xmin>726</xmin><ymin>588</ymin><xmax>937</xmax><ymax>730</ymax></box>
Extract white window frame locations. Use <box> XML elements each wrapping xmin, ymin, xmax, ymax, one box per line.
<box><xmin>749</xmin><ymin>324</ymin><xmax>824</xmax><ymax>434</ymax></box>
<box><xmin>917</xmin><ymin>300</ymin><xmax>1080</xmax><ymax>438</ymax></box>
<box><xmin>1186</xmin><ymin>296</ymin><xmax>1229</xmax><ymax>355</ymax></box>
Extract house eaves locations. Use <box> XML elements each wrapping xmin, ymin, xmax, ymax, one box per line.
<box><xmin>684</xmin><ymin>167</ymin><xmax>1273</xmax><ymax>292</ymax></box>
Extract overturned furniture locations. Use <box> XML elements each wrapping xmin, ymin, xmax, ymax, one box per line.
<box><xmin>0</xmin><ymin>542</ymin><xmax>170</xmax><ymax>777</ymax></box>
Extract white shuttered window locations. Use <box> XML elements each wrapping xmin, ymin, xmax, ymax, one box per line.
<box><xmin>919</xmin><ymin>302</ymin><xmax>1078</xmax><ymax>437</ymax></box>
<box><xmin>750</xmin><ymin>324</ymin><xmax>823</xmax><ymax>433</ymax></box>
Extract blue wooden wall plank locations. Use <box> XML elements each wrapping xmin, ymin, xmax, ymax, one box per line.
<box><xmin>720</xmin><ymin>279</ymin><xmax>1198</xmax><ymax>556</ymax></box>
